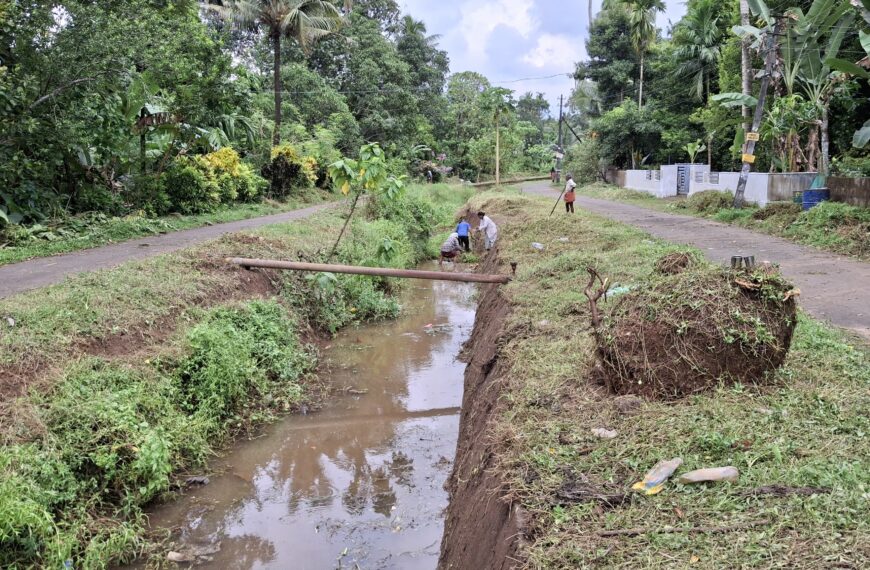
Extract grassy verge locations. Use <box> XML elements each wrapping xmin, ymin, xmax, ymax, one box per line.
<box><xmin>580</xmin><ymin>182</ymin><xmax>870</xmax><ymax>261</ymax></box>
<box><xmin>0</xmin><ymin>183</ymin><xmax>473</xmax><ymax>568</ymax></box>
<box><xmin>467</xmin><ymin>191</ymin><xmax>869</xmax><ymax>568</ymax></box>
<box><xmin>0</xmin><ymin>189</ymin><xmax>336</xmax><ymax>267</ymax></box>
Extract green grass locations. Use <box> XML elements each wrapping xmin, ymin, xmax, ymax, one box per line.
<box><xmin>0</xmin><ymin>183</ymin><xmax>473</xmax><ymax>568</ymax></box>
<box><xmin>465</xmin><ymin>191</ymin><xmax>869</xmax><ymax>568</ymax></box>
<box><xmin>0</xmin><ymin>190</ymin><xmax>336</xmax><ymax>267</ymax></box>
<box><xmin>581</xmin><ymin>184</ymin><xmax>870</xmax><ymax>260</ymax></box>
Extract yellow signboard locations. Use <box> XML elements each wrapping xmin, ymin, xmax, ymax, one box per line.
<box><xmin>742</xmin><ymin>153</ymin><xmax>756</xmax><ymax>164</ymax></box>
<box><xmin>746</xmin><ymin>132</ymin><xmax>760</xmax><ymax>142</ymax></box>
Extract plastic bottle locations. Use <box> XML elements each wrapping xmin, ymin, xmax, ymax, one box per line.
<box><xmin>632</xmin><ymin>457</ymin><xmax>683</xmax><ymax>495</ymax></box>
<box><xmin>677</xmin><ymin>466</ymin><xmax>739</xmax><ymax>484</ymax></box>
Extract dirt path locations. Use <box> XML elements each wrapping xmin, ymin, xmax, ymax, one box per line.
<box><xmin>0</xmin><ymin>203</ymin><xmax>331</xmax><ymax>298</ymax></box>
<box><xmin>523</xmin><ymin>181</ymin><xmax>870</xmax><ymax>340</ymax></box>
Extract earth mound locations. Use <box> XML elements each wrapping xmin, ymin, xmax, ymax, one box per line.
<box><xmin>587</xmin><ymin>264</ymin><xmax>798</xmax><ymax>400</ymax></box>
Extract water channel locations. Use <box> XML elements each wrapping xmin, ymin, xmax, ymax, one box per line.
<box><xmin>142</xmin><ymin>267</ymin><xmax>476</xmax><ymax>569</ymax></box>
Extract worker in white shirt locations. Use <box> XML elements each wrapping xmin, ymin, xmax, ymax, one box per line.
<box><xmin>476</xmin><ymin>211</ymin><xmax>498</xmax><ymax>251</ymax></box>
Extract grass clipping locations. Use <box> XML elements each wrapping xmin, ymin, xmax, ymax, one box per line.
<box><xmin>587</xmin><ymin>258</ymin><xmax>798</xmax><ymax>399</ymax></box>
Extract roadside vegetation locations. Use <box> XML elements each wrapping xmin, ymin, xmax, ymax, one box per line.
<box><xmin>0</xmin><ymin>182</ymin><xmax>473</xmax><ymax>568</ymax></box>
<box><xmin>0</xmin><ymin>190</ymin><xmax>333</xmax><ymax>266</ymax></box>
<box><xmin>1</xmin><ymin>1</ymin><xmax>551</xmax><ymax>255</ymax></box>
<box><xmin>464</xmin><ymin>191</ymin><xmax>868</xmax><ymax>567</ymax></box>
<box><xmin>580</xmin><ymin>183</ymin><xmax>870</xmax><ymax>260</ymax></box>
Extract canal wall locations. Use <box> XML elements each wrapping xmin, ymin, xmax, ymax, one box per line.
<box><xmin>439</xmin><ymin>250</ymin><xmax>526</xmax><ymax>569</ymax></box>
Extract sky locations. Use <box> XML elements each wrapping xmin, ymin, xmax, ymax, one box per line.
<box><xmin>399</xmin><ymin>0</ymin><xmax>688</xmax><ymax>115</ymax></box>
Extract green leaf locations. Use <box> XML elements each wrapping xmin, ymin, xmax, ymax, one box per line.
<box><xmin>747</xmin><ymin>0</ymin><xmax>771</xmax><ymax>24</ymax></box>
<box><xmin>853</xmin><ymin>120</ymin><xmax>870</xmax><ymax>149</ymax></box>
<box><xmin>712</xmin><ymin>92</ymin><xmax>758</xmax><ymax>108</ymax></box>
<box><xmin>825</xmin><ymin>58</ymin><xmax>870</xmax><ymax>78</ymax></box>
<box><xmin>861</xmin><ymin>30</ymin><xmax>870</xmax><ymax>54</ymax></box>
<box><xmin>732</xmin><ymin>25</ymin><xmax>762</xmax><ymax>38</ymax></box>
<box><xmin>0</xmin><ymin>207</ymin><xmax>8</xmax><ymax>225</ymax></box>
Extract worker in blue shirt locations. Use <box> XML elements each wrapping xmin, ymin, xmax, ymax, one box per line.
<box><xmin>456</xmin><ymin>217</ymin><xmax>471</xmax><ymax>252</ymax></box>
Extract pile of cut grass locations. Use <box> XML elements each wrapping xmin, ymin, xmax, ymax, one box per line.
<box><xmin>464</xmin><ymin>191</ymin><xmax>869</xmax><ymax>568</ymax></box>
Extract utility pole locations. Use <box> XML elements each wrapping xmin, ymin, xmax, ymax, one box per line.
<box><xmin>555</xmin><ymin>94</ymin><xmax>564</xmax><ymax>184</ymax></box>
<box><xmin>733</xmin><ymin>19</ymin><xmax>779</xmax><ymax>208</ymax></box>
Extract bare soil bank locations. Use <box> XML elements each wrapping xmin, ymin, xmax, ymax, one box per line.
<box><xmin>439</xmin><ymin>250</ymin><xmax>524</xmax><ymax>569</ymax></box>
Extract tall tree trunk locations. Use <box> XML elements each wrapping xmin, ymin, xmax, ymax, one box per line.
<box><xmin>588</xmin><ymin>0</ymin><xmax>593</xmax><ymax>31</ymax></box>
<box><xmin>820</xmin><ymin>104</ymin><xmax>830</xmax><ymax>177</ymax></box>
<box><xmin>806</xmin><ymin>124</ymin><xmax>819</xmax><ymax>172</ymax></box>
<box><xmin>638</xmin><ymin>52</ymin><xmax>645</xmax><ymax>109</ymax></box>
<box><xmin>495</xmin><ymin>111</ymin><xmax>501</xmax><ymax>186</ymax></box>
<box><xmin>740</xmin><ymin>0</ymin><xmax>751</xmax><ymax>134</ymax></box>
<box><xmin>140</xmin><ymin>132</ymin><xmax>147</xmax><ymax>175</ymax></box>
<box><xmin>707</xmin><ymin>139</ymin><xmax>712</xmax><ymax>167</ymax></box>
<box><xmin>273</xmin><ymin>32</ymin><xmax>282</xmax><ymax>146</ymax></box>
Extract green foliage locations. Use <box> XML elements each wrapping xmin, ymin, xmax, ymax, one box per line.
<box><xmin>177</xmin><ymin>301</ymin><xmax>312</xmax><ymax>432</ymax></box>
<box><xmin>328</xmin><ymin>143</ymin><xmax>406</xmax><ymax>198</ymax></box>
<box><xmin>262</xmin><ymin>144</ymin><xmax>318</xmax><ymax>197</ymax></box>
<box><xmin>592</xmin><ymin>101</ymin><xmax>661</xmax><ymax>168</ymax></box>
<box><xmin>831</xmin><ymin>155</ymin><xmax>870</xmax><ymax>177</ymax></box>
<box><xmin>163</xmin><ymin>157</ymin><xmax>222</xmax><ymax>214</ymax></box>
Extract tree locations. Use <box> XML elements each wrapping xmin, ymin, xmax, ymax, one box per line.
<box><xmin>673</xmin><ymin>0</ymin><xmax>722</xmax><ymax>100</ymax></box>
<box><xmin>480</xmin><ymin>87</ymin><xmax>515</xmax><ymax>186</ymax></box>
<box><xmin>592</xmin><ymin>100</ymin><xmax>660</xmax><ymax>168</ymax></box>
<box><xmin>209</xmin><ymin>0</ymin><xmax>343</xmax><ymax>145</ymax></box>
<box><xmin>575</xmin><ymin>8</ymin><xmax>637</xmax><ymax>108</ymax></box>
<box><xmin>624</xmin><ymin>0</ymin><xmax>665</xmax><ymax>109</ymax></box>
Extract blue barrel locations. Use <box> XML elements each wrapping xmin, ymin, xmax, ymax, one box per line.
<box><xmin>802</xmin><ymin>188</ymin><xmax>830</xmax><ymax>211</ymax></box>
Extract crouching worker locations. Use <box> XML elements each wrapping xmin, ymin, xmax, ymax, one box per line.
<box><xmin>439</xmin><ymin>232</ymin><xmax>463</xmax><ymax>266</ymax></box>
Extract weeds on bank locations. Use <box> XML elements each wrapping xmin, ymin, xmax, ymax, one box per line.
<box><xmin>582</xmin><ymin>184</ymin><xmax>870</xmax><ymax>260</ymax></box>
<box><xmin>0</xmin><ymin>183</ymin><xmax>473</xmax><ymax>567</ymax></box>
<box><xmin>466</xmin><ymin>192</ymin><xmax>869</xmax><ymax>568</ymax></box>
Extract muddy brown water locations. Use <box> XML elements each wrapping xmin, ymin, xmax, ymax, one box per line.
<box><xmin>137</xmin><ymin>267</ymin><xmax>476</xmax><ymax>569</ymax></box>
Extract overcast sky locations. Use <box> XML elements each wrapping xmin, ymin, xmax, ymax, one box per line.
<box><xmin>399</xmin><ymin>0</ymin><xmax>688</xmax><ymax>114</ymax></box>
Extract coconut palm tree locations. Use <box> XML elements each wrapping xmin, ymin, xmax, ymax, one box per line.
<box><xmin>673</xmin><ymin>0</ymin><xmax>721</xmax><ymax>100</ymax></box>
<box><xmin>206</xmin><ymin>0</ymin><xmax>343</xmax><ymax>144</ymax></box>
<box><xmin>624</xmin><ymin>0</ymin><xmax>664</xmax><ymax>109</ymax></box>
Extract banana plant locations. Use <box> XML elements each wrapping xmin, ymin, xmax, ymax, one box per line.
<box><xmin>683</xmin><ymin>139</ymin><xmax>707</xmax><ymax>164</ymax></box>
<box><xmin>826</xmin><ymin>28</ymin><xmax>870</xmax><ymax>148</ymax></box>
<box><xmin>715</xmin><ymin>0</ymin><xmax>855</xmax><ymax>174</ymax></box>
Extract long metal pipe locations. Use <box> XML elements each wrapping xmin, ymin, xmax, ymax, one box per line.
<box><xmin>228</xmin><ymin>258</ymin><xmax>512</xmax><ymax>284</ymax></box>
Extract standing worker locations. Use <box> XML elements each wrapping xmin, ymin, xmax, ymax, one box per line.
<box><xmin>564</xmin><ymin>175</ymin><xmax>577</xmax><ymax>213</ymax></box>
<box><xmin>456</xmin><ymin>216</ymin><xmax>471</xmax><ymax>252</ymax></box>
<box><xmin>476</xmin><ymin>211</ymin><xmax>498</xmax><ymax>251</ymax></box>
<box><xmin>439</xmin><ymin>232</ymin><xmax>463</xmax><ymax>266</ymax></box>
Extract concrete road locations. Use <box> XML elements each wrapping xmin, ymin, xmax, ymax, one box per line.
<box><xmin>0</xmin><ymin>203</ymin><xmax>332</xmax><ymax>298</ymax></box>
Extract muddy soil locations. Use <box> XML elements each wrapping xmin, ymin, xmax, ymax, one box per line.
<box><xmin>133</xmin><ymin>265</ymin><xmax>477</xmax><ymax>569</ymax></box>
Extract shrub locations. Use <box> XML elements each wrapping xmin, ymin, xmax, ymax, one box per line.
<box><xmin>261</xmin><ymin>144</ymin><xmax>318</xmax><ymax>198</ymax></box>
<box><xmin>830</xmin><ymin>155</ymin><xmax>870</xmax><ymax>178</ymax></box>
<box><xmin>71</xmin><ymin>184</ymin><xmax>124</xmax><ymax>216</ymax></box>
<box><xmin>176</xmin><ymin>300</ymin><xmax>312</xmax><ymax>433</ymax></box>
<box><xmin>196</xmin><ymin>148</ymin><xmax>266</xmax><ymax>205</ymax></box>
<box><xmin>163</xmin><ymin>157</ymin><xmax>221</xmax><ymax>214</ymax></box>
<box><xmin>365</xmin><ymin>190</ymin><xmax>440</xmax><ymax>261</ymax></box>
<box><xmin>126</xmin><ymin>174</ymin><xmax>171</xmax><ymax>216</ymax></box>
<box><xmin>686</xmin><ymin>190</ymin><xmax>734</xmax><ymax>214</ymax></box>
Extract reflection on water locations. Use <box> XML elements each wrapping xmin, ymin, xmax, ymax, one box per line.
<box><xmin>141</xmin><ymin>267</ymin><xmax>476</xmax><ymax>569</ymax></box>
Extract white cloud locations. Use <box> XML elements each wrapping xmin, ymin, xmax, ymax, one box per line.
<box><xmin>458</xmin><ymin>0</ymin><xmax>539</xmax><ymax>65</ymax></box>
<box><xmin>521</xmin><ymin>34</ymin><xmax>583</xmax><ymax>69</ymax></box>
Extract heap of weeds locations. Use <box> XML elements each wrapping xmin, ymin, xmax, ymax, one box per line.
<box><xmin>589</xmin><ymin>261</ymin><xmax>798</xmax><ymax>399</ymax></box>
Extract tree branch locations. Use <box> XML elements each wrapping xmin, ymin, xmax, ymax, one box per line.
<box><xmin>29</xmin><ymin>78</ymin><xmax>99</xmax><ymax>110</ymax></box>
